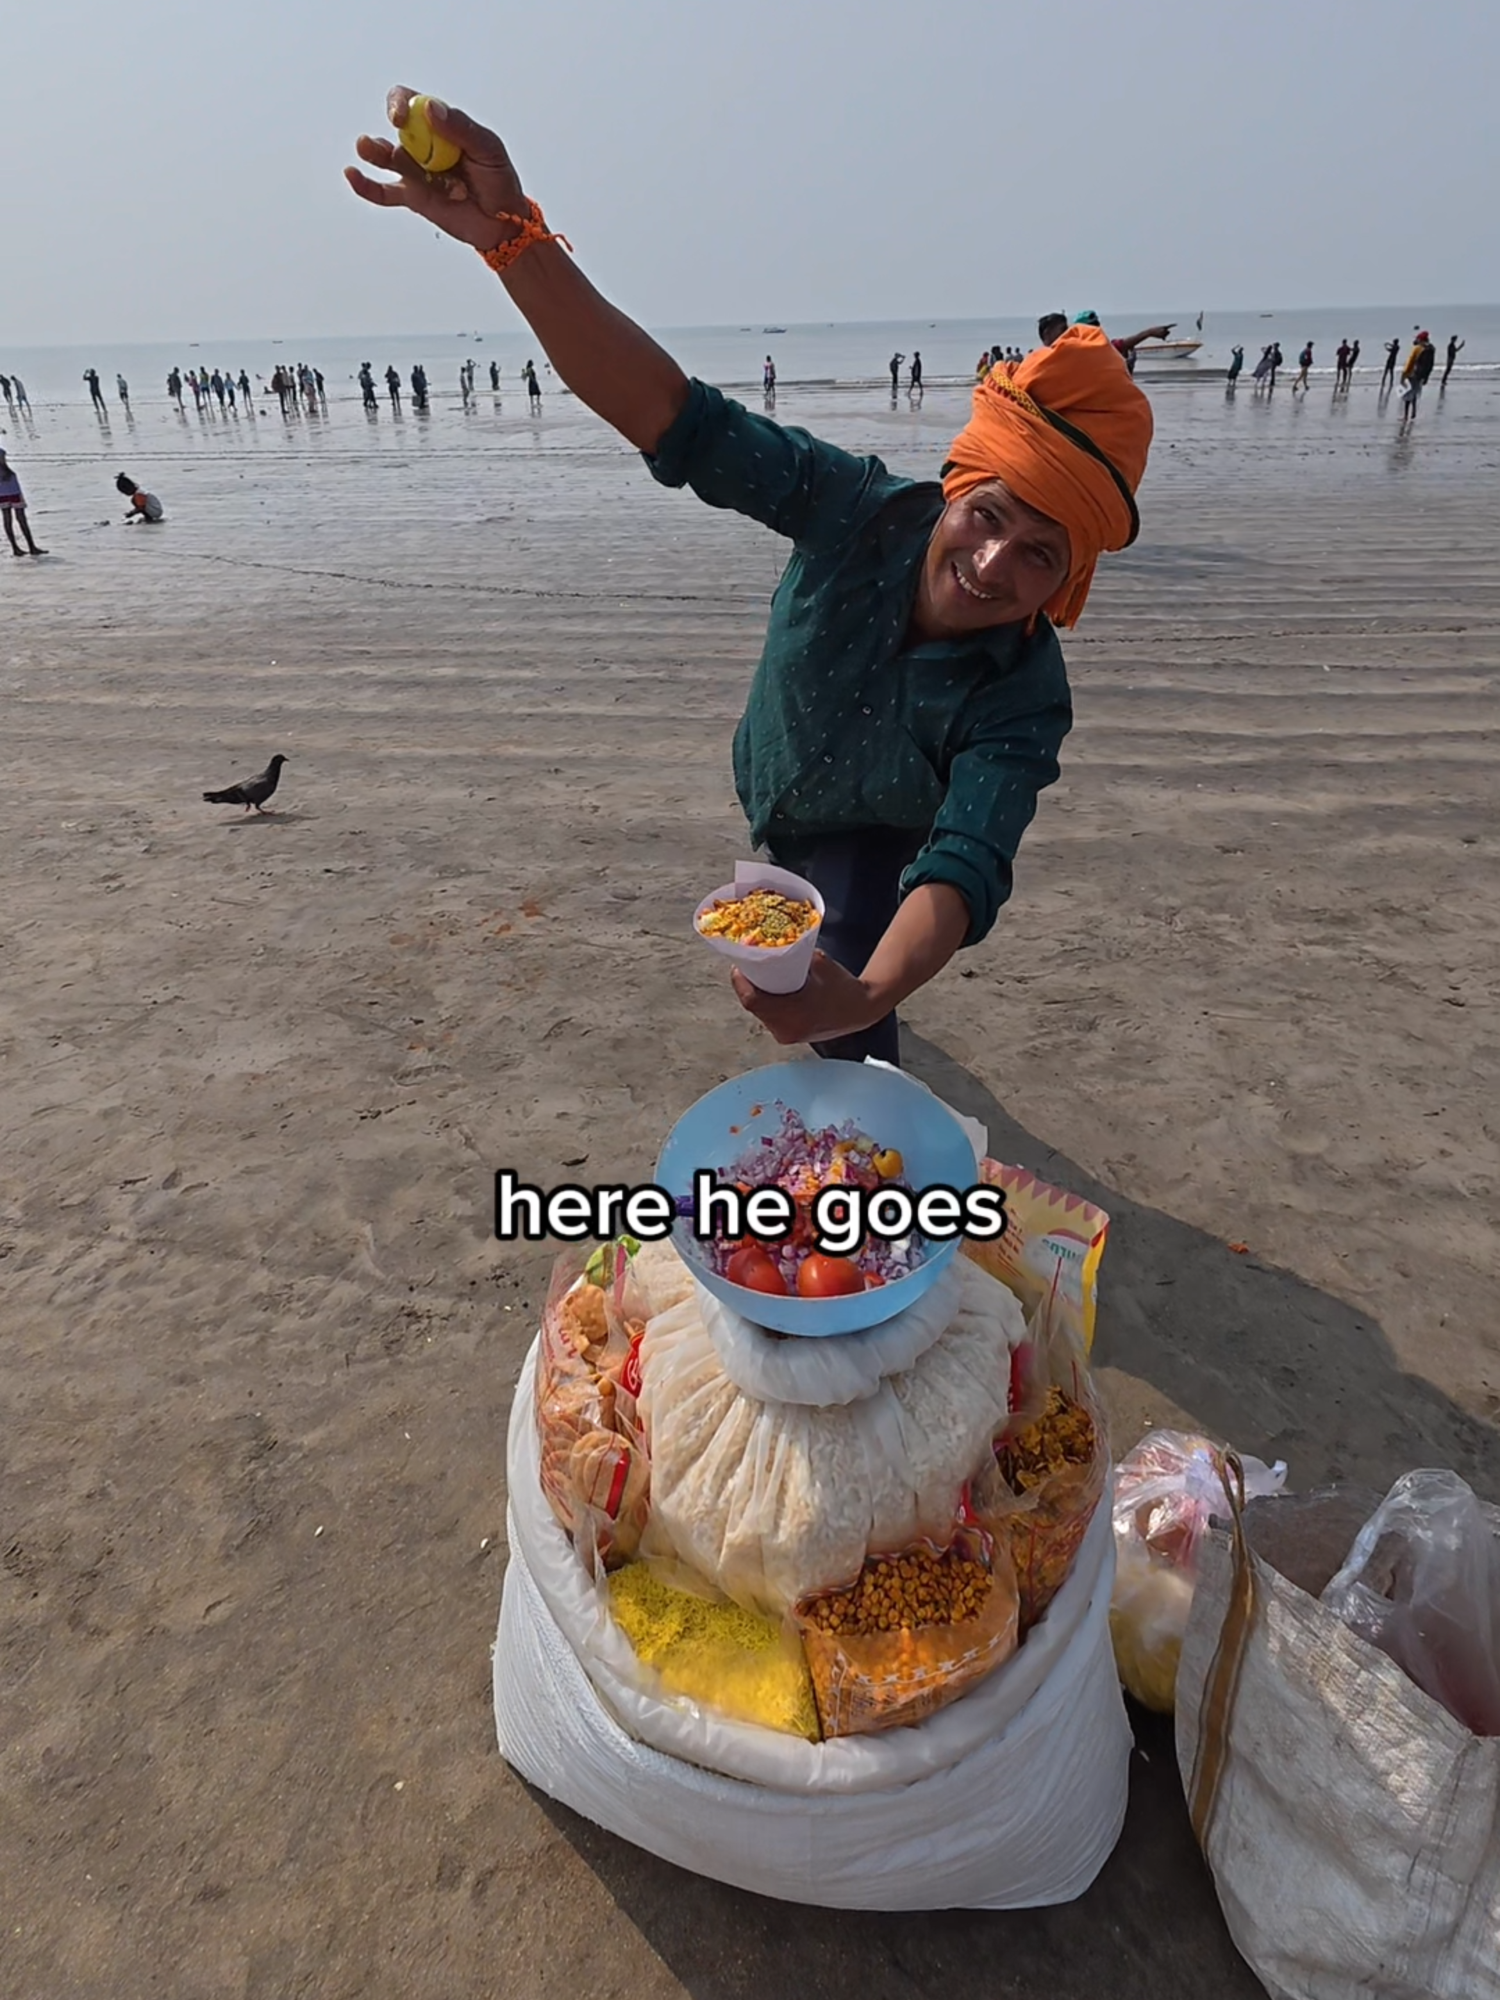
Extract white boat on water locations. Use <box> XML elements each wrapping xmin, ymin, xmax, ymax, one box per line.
<box><xmin>1134</xmin><ymin>338</ymin><xmax>1203</xmax><ymax>361</ymax></box>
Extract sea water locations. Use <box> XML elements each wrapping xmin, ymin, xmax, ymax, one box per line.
<box><xmin>3</xmin><ymin>305</ymin><xmax>1498</xmax><ymax>410</ymax></box>
<box><xmin>2</xmin><ymin>308</ymin><xmax>1496</xmax><ymax>638</ymax></box>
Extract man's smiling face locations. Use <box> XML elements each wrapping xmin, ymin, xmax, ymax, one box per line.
<box><xmin>913</xmin><ymin>480</ymin><xmax>1073</xmax><ymax>641</ymax></box>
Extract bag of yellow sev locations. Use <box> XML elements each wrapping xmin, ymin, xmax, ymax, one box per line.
<box><xmin>607</xmin><ymin>1562</ymin><xmax>820</xmax><ymax>1741</ymax></box>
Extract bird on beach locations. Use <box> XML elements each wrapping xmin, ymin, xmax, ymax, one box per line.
<box><xmin>203</xmin><ymin>753</ymin><xmax>288</xmax><ymax>813</ymax></box>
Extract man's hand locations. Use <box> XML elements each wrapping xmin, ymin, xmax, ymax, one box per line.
<box><xmin>730</xmin><ymin>882</ymin><xmax>972</xmax><ymax>1048</ymax></box>
<box><xmin>345</xmin><ymin>89</ymin><xmax>527</xmax><ymax>254</ymax></box>
<box><xmin>730</xmin><ymin>953</ymin><xmax>879</xmax><ymax>1046</ymax></box>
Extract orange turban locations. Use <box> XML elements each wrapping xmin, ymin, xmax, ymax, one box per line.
<box><xmin>942</xmin><ymin>324</ymin><xmax>1154</xmax><ymax>627</ymax></box>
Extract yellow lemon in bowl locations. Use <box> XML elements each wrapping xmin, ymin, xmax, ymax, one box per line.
<box><xmin>399</xmin><ymin>95</ymin><xmax>462</xmax><ymax>174</ymax></box>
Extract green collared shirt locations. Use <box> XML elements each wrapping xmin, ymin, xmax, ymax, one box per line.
<box><xmin>646</xmin><ymin>380</ymin><xmax>1072</xmax><ymax>944</ymax></box>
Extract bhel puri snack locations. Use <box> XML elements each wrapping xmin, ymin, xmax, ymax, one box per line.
<box><xmin>696</xmin><ymin>888</ymin><xmax>819</xmax><ymax>950</ymax></box>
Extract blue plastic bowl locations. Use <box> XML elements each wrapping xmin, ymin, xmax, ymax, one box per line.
<box><xmin>653</xmin><ymin>1059</ymin><xmax>979</xmax><ymax>1335</ymax></box>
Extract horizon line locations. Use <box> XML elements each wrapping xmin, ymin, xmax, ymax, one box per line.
<box><xmin>5</xmin><ymin>302</ymin><xmax>1498</xmax><ymax>353</ymax></box>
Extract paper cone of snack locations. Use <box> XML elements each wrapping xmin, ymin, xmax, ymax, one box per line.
<box><xmin>694</xmin><ymin>862</ymin><xmax>825</xmax><ymax>994</ymax></box>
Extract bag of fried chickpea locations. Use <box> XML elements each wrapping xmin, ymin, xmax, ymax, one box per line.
<box><xmin>794</xmin><ymin>1521</ymin><xmax>1021</xmax><ymax>1738</ymax></box>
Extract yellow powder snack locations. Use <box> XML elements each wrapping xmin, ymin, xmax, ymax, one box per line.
<box><xmin>697</xmin><ymin>889</ymin><xmax>818</xmax><ymax>950</ymax></box>
<box><xmin>608</xmin><ymin>1563</ymin><xmax>821</xmax><ymax>1741</ymax></box>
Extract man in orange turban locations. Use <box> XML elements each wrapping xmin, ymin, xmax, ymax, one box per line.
<box><xmin>941</xmin><ymin>324</ymin><xmax>1153</xmax><ymax>629</ymax></box>
<box><xmin>351</xmin><ymin>92</ymin><xmax>1155</xmax><ymax>1062</ymax></box>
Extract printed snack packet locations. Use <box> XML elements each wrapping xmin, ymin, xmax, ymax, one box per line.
<box><xmin>963</xmin><ymin>1159</ymin><xmax>1109</xmax><ymax>1354</ymax></box>
<box><xmin>793</xmin><ymin>1522</ymin><xmax>1020</xmax><ymax>1738</ymax></box>
<box><xmin>535</xmin><ymin>1242</ymin><xmax>650</xmax><ymax>1568</ymax></box>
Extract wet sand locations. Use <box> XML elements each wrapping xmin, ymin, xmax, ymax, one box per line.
<box><xmin>4</xmin><ymin>375</ymin><xmax>1499</xmax><ymax>1998</ymax></box>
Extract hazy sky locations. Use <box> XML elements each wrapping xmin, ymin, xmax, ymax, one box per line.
<box><xmin>9</xmin><ymin>0</ymin><xmax>1497</xmax><ymax>345</ymax></box>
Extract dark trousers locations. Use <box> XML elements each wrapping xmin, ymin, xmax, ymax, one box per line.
<box><xmin>768</xmin><ymin>828</ymin><xmax>925</xmax><ymax>1067</ymax></box>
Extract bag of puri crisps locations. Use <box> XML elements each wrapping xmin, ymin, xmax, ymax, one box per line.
<box><xmin>963</xmin><ymin>1162</ymin><xmax>1108</xmax><ymax>1356</ymax></box>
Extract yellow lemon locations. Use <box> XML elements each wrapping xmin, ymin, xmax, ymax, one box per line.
<box><xmin>399</xmin><ymin>95</ymin><xmax>462</xmax><ymax>174</ymax></box>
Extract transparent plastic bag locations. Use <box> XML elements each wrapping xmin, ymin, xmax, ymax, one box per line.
<box><xmin>1321</xmin><ymin>1468</ymin><xmax>1500</xmax><ymax>1736</ymax></box>
<box><xmin>1108</xmin><ymin>1430</ymin><xmax>1286</xmax><ymax>1712</ymax></box>
<box><xmin>970</xmin><ymin>1283</ymin><xmax>1109</xmax><ymax>1629</ymax></box>
<box><xmin>794</xmin><ymin>1521</ymin><xmax>1020</xmax><ymax>1737</ymax></box>
<box><xmin>535</xmin><ymin>1245</ymin><xmax>650</xmax><ymax>1566</ymax></box>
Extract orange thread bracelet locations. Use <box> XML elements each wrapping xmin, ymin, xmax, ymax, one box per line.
<box><xmin>478</xmin><ymin>198</ymin><xmax>573</xmax><ymax>276</ymax></box>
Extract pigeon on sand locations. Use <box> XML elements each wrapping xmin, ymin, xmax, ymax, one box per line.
<box><xmin>203</xmin><ymin>753</ymin><xmax>288</xmax><ymax>813</ymax></box>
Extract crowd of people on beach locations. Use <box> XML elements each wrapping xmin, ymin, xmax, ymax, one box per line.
<box><xmin>1225</xmin><ymin>327</ymin><xmax>1464</xmax><ymax>421</ymax></box>
<box><xmin>58</xmin><ymin>356</ymin><xmax>554</xmax><ymax>428</ymax></box>
<box><xmin>0</xmin><ymin>348</ymin><xmax>562</xmax><ymax>553</ymax></box>
<box><xmin>0</xmin><ymin>317</ymin><xmax>1478</xmax><ymax>564</ymax></box>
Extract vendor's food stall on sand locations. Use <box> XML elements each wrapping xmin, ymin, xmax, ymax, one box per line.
<box><xmin>493</xmin><ymin>1059</ymin><xmax>1124</xmax><ymax>1911</ymax></box>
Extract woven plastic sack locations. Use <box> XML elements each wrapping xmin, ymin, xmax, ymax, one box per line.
<box><xmin>496</xmin><ymin>1341</ymin><xmax>1133</xmax><ymax>1909</ymax></box>
<box><xmin>1177</xmin><ymin>1465</ymin><xmax>1500</xmax><ymax>1999</ymax></box>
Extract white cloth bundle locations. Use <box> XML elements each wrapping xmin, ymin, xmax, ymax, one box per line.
<box><xmin>639</xmin><ymin>1256</ymin><xmax>1025</xmax><ymax>1613</ymax></box>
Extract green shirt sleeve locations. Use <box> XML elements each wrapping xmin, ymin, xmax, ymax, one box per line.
<box><xmin>901</xmin><ymin>701</ymin><xmax>1072</xmax><ymax>945</ymax></box>
<box><xmin>645</xmin><ymin>378</ymin><xmax>889</xmax><ymax>550</ymax></box>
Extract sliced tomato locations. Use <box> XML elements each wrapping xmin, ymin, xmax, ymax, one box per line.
<box><xmin>795</xmin><ymin>1253</ymin><xmax>866</xmax><ymax>1298</ymax></box>
<box><xmin>725</xmin><ymin>1247</ymin><xmax>790</xmax><ymax>1295</ymax></box>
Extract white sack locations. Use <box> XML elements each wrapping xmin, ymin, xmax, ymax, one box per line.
<box><xmin>640</xmin><ymin>1257</ymin><xmax>1025</xmax><ymax>1613</ymax></box>
<box><xmin>1177</xmin><ymin>1497</ymin><xmax>1500</xmax><ymax>2000</ymax></box>
<box><xmin>699</xmin><ymin>1254</ymin><xmax>968</xmax><ymax>1406</ymax></box>
<box><xmin>508</xmin><ymin>1339</ymin><xmax>1114</xmax><ymax>1792</ymax></box>
<box><xmin>496</xmin><ymin>1347</ymin><xmax>1130</xmax><ymax>1909</ymax></box>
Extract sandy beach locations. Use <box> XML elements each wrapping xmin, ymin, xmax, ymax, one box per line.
<box><xmin>4</xmin><ymin>367</ymin><xmax>1499</xmax><ymax>1998</ymax></box>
